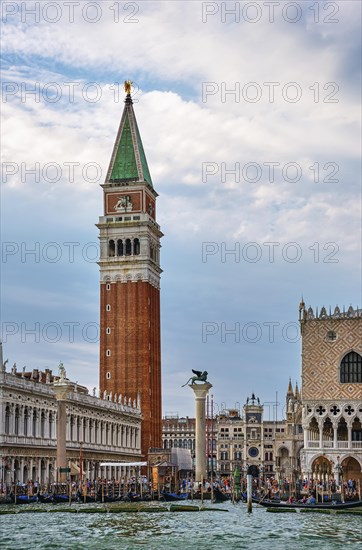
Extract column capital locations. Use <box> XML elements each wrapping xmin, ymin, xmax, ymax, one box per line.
<box><xmin>188</xmin><ymin>382</ymin><xmax>213</xmax><ymax>399</ymax></box>
<box><xmin>53</xmin><ymin>380</ymin><xmax>71</xmax><ymax>401</ymax></box>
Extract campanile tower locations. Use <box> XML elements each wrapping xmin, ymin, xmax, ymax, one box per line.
<box><xmin>98</xmin><ymin>82</ymin><xmax>162</xmax><ymax>455</ymax></box>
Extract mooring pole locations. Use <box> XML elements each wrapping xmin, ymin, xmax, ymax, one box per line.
<box><xmin>247</xmin><ymin>474</ymin><xmax>252</xmax><ymax>513</ymax></box>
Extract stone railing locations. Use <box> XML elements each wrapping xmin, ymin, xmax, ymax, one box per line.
<box><xmin>306</xmin><ymin>440</ymin><xmax>362</xmax><ymax>449</ymax></box>
<box><xmin>0</xmin><ymin>435</ymin><xmax>55</xmax><ymax>446</ymax></box>
<box><xmin>67</xmin><ymin>441</ymin><xmax>141</xmax><ymax>454</ymax></box>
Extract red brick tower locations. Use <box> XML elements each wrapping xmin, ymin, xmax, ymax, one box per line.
<box><xmin>98</xmin><ymin>83</ymin><xmax>162</xmax><ymax>455</ymax></box>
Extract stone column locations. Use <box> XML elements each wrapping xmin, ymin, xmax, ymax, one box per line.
<box><xmin>53</xmin><ymin>373</ymin><xmax>71</xmax><ymax>483</ymax></box>
<box><xmin>319</xmin><ymin>421</ymin><xmax>323</xmax><ymax>448</ymax></box>
<box><xmin>303</xmin><ymin>426</ymin><xmax>308</xmax><ymax>448</ymax></box>
<box><xmin>189</xmin><ymin>382</ymin><xmax>212</xmax><ymax>483</ymax></box>
<box><xmin>347</xmin><ymin>424</ymin><xmax>352</xmax><ymax>449</ymax></box>
<box><xmin>333</xmin><ymin>424</ymin><xmax>338</xmax><ymax>449</ymax></box>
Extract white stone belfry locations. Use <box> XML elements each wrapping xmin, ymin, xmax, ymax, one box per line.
<box><xmin>189</xmin><ymin>382</ymin><xmax>212</xmax><ymax>483</ymax></box>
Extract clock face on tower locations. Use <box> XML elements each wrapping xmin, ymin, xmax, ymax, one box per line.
<box><xmin>248</xmin><ymin>447</ymin><xmax>259</xmax><ymax>458</ymax></box>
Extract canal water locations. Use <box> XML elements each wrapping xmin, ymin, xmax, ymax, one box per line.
<box><xmin>0</xmin><ymin>502</ymin><xmax>361</xmax><ymax>550</ymax></box>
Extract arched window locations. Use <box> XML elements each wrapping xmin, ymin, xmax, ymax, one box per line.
<box><xmin>70</xmin><ymin>416</ymin><xmax>75</xmax><ymax>441</ymax></box>
<box><xmin>117</xmin><ymin>239</ymin><xmax>123</xmax><ymax>256</ymax></box>
<box><xmin>134</xmin><ymin>238</ymin><xmax>140</xmax><ymax>255</ymax></box>
<box><xmin>24</xmin><ymin>408</ymin><xmax>29</xmax><ymax>436</ymax></box>
<box><xmin>5</xmin><ymin>406</ymin><xmax>10</xmax><ymax>435</ymax></box>
<box><xmin>108</xmin><ymin>240</ymin><xmax>115</xmax><ymax>257</ymax></box>
<box><xmin>40</xmin><ymin>411</ymin><xmax>45</xmax><ymax>438</ymax></box>
<box><xmin>89</xmin><ymin>419</ymin><xmax>93</xmax><ymax>443</ymax></box>
<box><xmin>125</xmin><ymin>239</ymin><xmax>132</xmax><ymax>256</ymax></box>
<box><xmin>15</xmin><ymin>407</ymin><xmax>19</xmax><ymax>435</ymax></box>
<box><xmin>340</xmin><ymin>352</ymin><xmax>362</xmax><ymax>383</ymax></box>
<box><xmin>49</xmin><ymin>413</ymin><xmax>53</xmax><ymax>439</ymax></box>
<box><xmin>32</xmin><ymin>410</ymin><xmax>37</xmax><ymax>437</ymax></box>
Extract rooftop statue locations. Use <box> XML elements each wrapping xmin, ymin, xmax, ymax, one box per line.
<box><xmin>182</xmin><ymin>369</ymin><xmax>208</xmax><ymax>387</ymax></box>
<box><xmin>58</xmin><ymin>362</ymin><xmax>66</xmax><ymax>381</ymax></box>
<box><xmin>124</xmin><ymin>80</ymin><xmax>132</xmax><ymax>96</ymax></box>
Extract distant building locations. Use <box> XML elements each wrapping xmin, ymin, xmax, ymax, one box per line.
<box><xmin>0</xmin><ymin>346</ymin><xmax>142</xmax><ymax>484</ymax></box>
<box><xmin>162</xmin><ymin>387</ymin><xmax>303</xmax><ymax>480</ymax></box>
<box><xmin>217</xmin><ymin>389</ymin><xmax>302</xmax><ymax>479</ymax></box>
<box><xmin>162</xmin><ymin>414</ymin><xmax>196</xmax><ymax>455</ymax></box>
<box><xmin>299</xmin><ymin>302</ymin><xmax>362</xmax><ymax>482</ymax></box>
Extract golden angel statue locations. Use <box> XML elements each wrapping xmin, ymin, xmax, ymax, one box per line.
<box><xmin>124</xmin><ymin>80</ymin><xmax>132</xmax><ymax>96</ymax></box>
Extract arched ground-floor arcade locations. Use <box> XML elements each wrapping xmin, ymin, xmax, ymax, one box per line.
<box><xmin>301</xmin><ymin>449</ymin><xmax>362</xmax><ymax>486</ymax></box>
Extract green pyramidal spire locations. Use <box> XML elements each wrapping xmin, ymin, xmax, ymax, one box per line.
<box><xmin>106</xmin><ymin>85</ymin><xmax>153</xmax><ymax>187</ymax></box>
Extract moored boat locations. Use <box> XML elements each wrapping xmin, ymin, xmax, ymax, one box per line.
<box><xmin>52</xmin><ymin>493</ymin><xmax>77</xmax><ymax>503</ymax></box>
<box><xmin>38</xmin><ymin>493</ymin><xmax>54</xmax><ymax>503</ymax></box>
<box><xmin>159</xmin><ymin>492</ymin><xmax>188</xmax><ymax>502</ymax></box>
<box><xmin>12</xmin><ymin>494</ymin><xmax>39</xmax><ymax>504</ymax></box>
<box><xmin>213</xmin><ymin>488</ymin><xmax>230</xmax><ymax>503</ymax></box>
<box><xmin>254</xmin><ymin>498</ymin><xmax>362</xmax><ymax>510</ymax></box>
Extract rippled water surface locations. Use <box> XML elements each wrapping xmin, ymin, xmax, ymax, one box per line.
<box><xmin>0</xmin><ymin>503</ymin><xmax>361</xmax><ymax>550</ymax></box>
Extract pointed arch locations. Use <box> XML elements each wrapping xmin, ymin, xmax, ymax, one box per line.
<box><xmin>340</xmin><ymin>351</ymin><xmax>362</xmax><ymax>383</ymax></box>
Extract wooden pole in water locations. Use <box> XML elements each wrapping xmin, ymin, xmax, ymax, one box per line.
<box><xmin>321</xmin><ymin>479</ymin><xmax>324</xmax><ymax>503</ymax></box>
<box><xmin>68</xmin><ymin>470</ymin><xmax>71</xmax><ymax>507</ymax></box>
<box><xmin>247</xmin><ymin>474</ymin><xmax>252</xmax><ymax>513</ymax></box>
<box><xmin>14</xmin><ymin>479</ymin><xmax>17</xmax><ymax>505</ymax></box>
<box><xmin>211</xmin><ymin>395</ymin><xmax>214</xmax><ymax>502</ymax></box>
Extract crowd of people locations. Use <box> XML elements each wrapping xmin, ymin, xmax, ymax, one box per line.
<box><xmin>0</xmin><ymin>475</ymin><xmax>360</xmax><ymax>502</ymax></box>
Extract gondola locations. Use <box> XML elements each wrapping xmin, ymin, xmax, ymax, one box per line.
<box><xmin>159</xmin><ymin>492</ymin><xmax>188</xmax><ymax>502</ymax></box>
<box><xmin>213</xmin><ymin>488</ymin><xmax>230</xmax><ymax>503</ymax></box>
<box><xmin>52</xmin><ymin>493</ymin><xmax>77</xmax><ymax>503</ymax></box>
<box><xmin>253</xmin><ymin>498</ymin><xmax>362</xmax><ymax>510</ymax></box>
<box><xmin>77</xmin><ymin>494</ymin><xmax>98</xmax><ymax>503</ymax></box>
<box><xmin>119</xmin><ymin>492</ymin><xmax>143</xmax><ymax>502</ymax></box>
<box><xmin>191</xmin><ymin>492</ymin><xmax>212</xmax><ymax>500</ymax></box>
<box><xmin>38</xmin><ymin>493</ymin><xmax>54</xmax><ymax>503</ymax></box>
<box><xmin>0</xmin><ymin>495</ymin><xmax>13</xmax><ymax>504</ymax></box>
<box><xmin>12</xmin><ymin>494</ymin><xmax>39</xmax><ymax>504</ymax></box>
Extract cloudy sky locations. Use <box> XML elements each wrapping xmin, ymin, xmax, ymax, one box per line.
<box><xmin>1</xmin><ymin>0</ymin><xmax>361</xmax><ymax>418</ymax></box>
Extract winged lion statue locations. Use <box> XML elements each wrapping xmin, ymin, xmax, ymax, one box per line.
<box><xmin>182</xmin><ymin>369</ymin><xmax>208</xmax><ymax>387</ymax></box>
